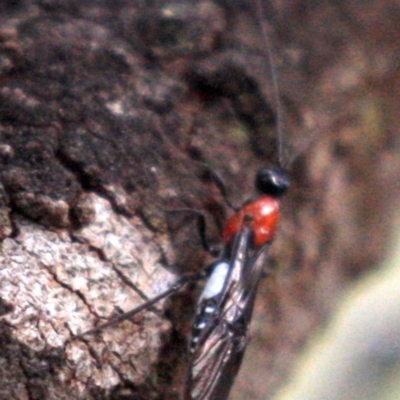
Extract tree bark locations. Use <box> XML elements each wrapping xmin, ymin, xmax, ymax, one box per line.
<box><xmin>0</xmin><ymin>1</ymin><xmax>399</xmax><ymax>399</ymax></box>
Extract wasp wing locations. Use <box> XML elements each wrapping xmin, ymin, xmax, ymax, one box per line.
<box><xmin>185</xmin><ymin>226</ymin><xmax>270</xmax><ymax>400</ymax></box>
<box><xmin>184</xmin><ymin>321</ymin><xmax>246</xmax><ymax>400</ymax></box>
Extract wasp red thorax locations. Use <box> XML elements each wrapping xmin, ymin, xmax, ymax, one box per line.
<box><xmin>222</xmin><ymin>195</ymin><xmax>280</xmax><ymax>248</ymax></box>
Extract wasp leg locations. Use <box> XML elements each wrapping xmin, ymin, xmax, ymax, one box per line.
<box><xmin>72</xmin><ymin>271</ymin><xmax>206</xmax><ymax>339</ymax></box>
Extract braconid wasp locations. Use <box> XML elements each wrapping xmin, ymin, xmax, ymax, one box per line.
<box><xmin>74</xmin><ymin>0</ymin><xmax>291</xmax><ymax>399</ymax></box>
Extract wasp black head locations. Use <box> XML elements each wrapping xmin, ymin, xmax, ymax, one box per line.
<box><xmin>255</xmin><ymin>167</ymin><xmax>289</xmax><ymax>197</ymax></box>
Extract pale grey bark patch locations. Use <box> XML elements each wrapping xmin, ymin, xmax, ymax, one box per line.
<box><xmin>0</xmin><ymin>193</ymin><xmax>176</xmax><ymax>397</ymax></box>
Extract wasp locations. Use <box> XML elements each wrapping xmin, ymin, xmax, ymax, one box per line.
<box><xmin>75</xmin><ymin>0</ymin><xmax>289</xmax><ymax>398</ymax></box>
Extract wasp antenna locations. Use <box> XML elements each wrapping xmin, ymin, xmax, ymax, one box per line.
<box><xmin>254</xmin><ymin>0</ymin><xmax>284</xmax><ymax>168</ymax></box>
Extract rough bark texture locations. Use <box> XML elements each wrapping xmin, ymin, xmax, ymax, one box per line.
<box><xmin>0</xmin><ymin>1</ymin><xmax>399</xmax><ymax>399</ymax></box>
